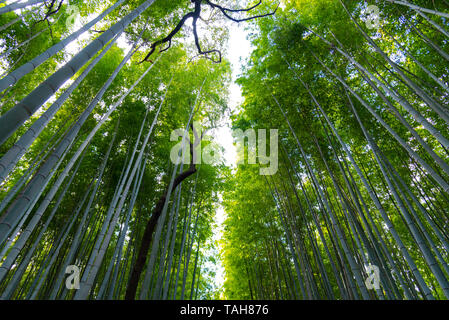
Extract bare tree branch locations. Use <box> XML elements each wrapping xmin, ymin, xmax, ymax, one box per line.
<box><xmin>192</xmin><ymin>14</ymin><xmax>221</xmax><ymax>63</ymax></box>
<box><xmin>141</xmin><ymin>0</ymin><xmax>278</xmax><ymax>64</ymax></box>
<box><xmin>140</xmin><ymin>8</ymin><xmax>198</xmax><ymax>63</ymax></box>
<box><xmin>205</xmin><ymin>0</ymin><xmax>279</xmax><ymax>23</ymax></box>
<box><xmin>38</xmin><ymin>0</ymin><xmax>65</xmax><ymax>24</ymax></box>
<box><xmin>205</xmin><ymin>0</ymin><xmax>262</xmax><ymax>13</ymax></box>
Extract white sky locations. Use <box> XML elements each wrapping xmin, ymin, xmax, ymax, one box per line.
<box><xmin>210</xmin><ymin>21</ymin><xmax>252</xmax><ymax>168</ymax></box>
<box><xmin>208</xmin><ymin>22</ymin><xmax>252</xmax><ymax>297</ymax></box>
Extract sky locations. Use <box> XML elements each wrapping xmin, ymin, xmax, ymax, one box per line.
<box><xmin>211</xmin><ymin>21</ymin><xmax>253</xmax><ymax>168</ymax></box>
<box><xmin>203</xmin><ymin>21</ymin><xmax>253</xmax><ymax>296</ymax></box>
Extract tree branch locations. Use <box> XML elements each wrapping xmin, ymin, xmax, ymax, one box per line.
<box><xmin>206</xmin><ymin>0</ymin><xmax>262</xmax><ymax>13</ymax></box>
<box><xmin>38</xmin><ymin>0</ymin><xmax>64</xmax><ymax>24</ymax></box>
<box><xmin>192</xmin><ymin>15</ymin><xmax>221</xmax><ymax>63</ymax></box>
<box><xmin>205</xmin><ymin>0</ymin><xmax>278</xmax><ymax>23</ymax></box>
<box><xmin>141</xmin><ymin>0</ymin><xmax>278</xmax><ymax>64</ymax></box>
<box><xmin>140</xmin><ymin>10</ymin><xmax>197</xmax><ymax>63</ymax></box>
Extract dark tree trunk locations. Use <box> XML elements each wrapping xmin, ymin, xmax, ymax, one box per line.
<box><xmin>125</xmin><ymin>154</ymin><xmax>197</xmax><ymax>300</ymax></box>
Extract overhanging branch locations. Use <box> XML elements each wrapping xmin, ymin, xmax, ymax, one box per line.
<box><xmin>141</xmin><ymin>0</ymin><xmax>279</xmax><ymax>63</ymax></box>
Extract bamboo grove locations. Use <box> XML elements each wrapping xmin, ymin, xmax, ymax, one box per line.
<box><xmin>0</xmin><ymin>0</ymin><xmax>230</xmax><ymax>300</ymax></box>
<box><xmin>222</xmin><ymin>0</ymin><xmax>449</xmax><ymax>300</ymax></box>
<box><xmin>0</xmin><ymin>0</ymin><xmax>447</xmax><ymax>301</ymax></box>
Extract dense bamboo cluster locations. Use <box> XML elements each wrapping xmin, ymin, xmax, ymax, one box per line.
<box><xmin>0</xmin><ymin>0</ymin><xmax>227</xmax><ymax>299</ymax></box>
<box><xmin>222</xmin><ymin>0</ymin><xmax>449</xmax><ymax>300</ymax></box>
